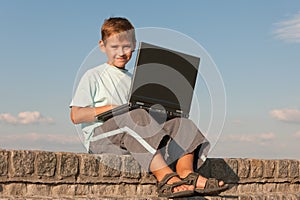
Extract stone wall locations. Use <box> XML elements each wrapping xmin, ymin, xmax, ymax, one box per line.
<box><xmin>0</xmin><ymin>149</ymin><xmax>299</xmax><ymax>199</ymax></box>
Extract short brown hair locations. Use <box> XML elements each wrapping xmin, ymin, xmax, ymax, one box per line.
<box><xmin>101</xmin><ymin>17</ymin><xmax>136</xmax><ymax>42</ymax></box>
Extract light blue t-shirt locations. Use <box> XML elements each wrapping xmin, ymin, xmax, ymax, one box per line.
<box><xmin>70</xmin><ymin>63</ymin><xmax>132</xmax><ymax>150</ymax></box>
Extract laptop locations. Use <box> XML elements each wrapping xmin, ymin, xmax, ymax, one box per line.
<box><xmin>96</xmin><ymin>42</ymin><xmax>200</xmax><ymax>122</ymax></box>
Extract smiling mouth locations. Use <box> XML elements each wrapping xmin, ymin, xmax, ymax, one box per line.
<box><xmin>116</xmin><ymin>57</ymin><xmax>126</xmax><ymax>61</ymax></box>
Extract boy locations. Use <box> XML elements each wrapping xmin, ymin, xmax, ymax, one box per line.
<box><xmin>70</xmin><ymin>17</ymin><xmax>227</xmax><ymax>198</ymax></box>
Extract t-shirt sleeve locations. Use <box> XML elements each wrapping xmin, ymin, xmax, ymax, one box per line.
<box><xmin>70</xmin><ymin>72</ymin><xmax>94</xmax><ymax>108</ymax></box>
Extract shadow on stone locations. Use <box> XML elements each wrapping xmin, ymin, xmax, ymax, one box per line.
<box><xmin>197</xmin><ymin>158</ymin><xmax>240</xmax><ymax>194</ymax></box>
<box><xmin>0</xmin><ymin>184</ymin><xmax>3</xmax><ymax>192</ymax></box>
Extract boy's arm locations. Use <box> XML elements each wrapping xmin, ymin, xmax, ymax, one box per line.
<box><xmin>70</xmin><ymin>105</ymin><xmax>117</xmax><ymax>124</ymax></box>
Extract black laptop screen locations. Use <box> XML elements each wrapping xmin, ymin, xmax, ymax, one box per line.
<box><xmin>129</xmin><ymin>42</ymin><xmax>200</xmax><ymax>114</ymax></box>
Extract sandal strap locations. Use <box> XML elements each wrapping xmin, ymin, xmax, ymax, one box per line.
<box><xmin>182</xmin><ymin>172</ymin><xmax>199</xmax><ymax>187</ymax></box>
<box><xmin>157</xmin><ymin>172</ymin><xmax>179</xmax><ymax>188</ymax></box>
<box><xmin>204</xmin><ymin>178</ymin><xmax>220</xmax><ymax>189</ymax></box>
<box><xmin>157</xmin><ymin>172</ymin><xmax>194</xmax><ymax>198</ymax></box>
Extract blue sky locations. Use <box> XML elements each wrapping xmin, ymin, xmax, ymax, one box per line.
<box><xmin>0</xmin><ymin>1</ymin><xmax>300</xmax><ymax>159</ymax></box>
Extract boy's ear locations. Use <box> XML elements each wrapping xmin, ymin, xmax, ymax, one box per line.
<box><xmin>99</xmin><ymin>40</ymin><xmax>106</xmax><ymax>53</ymax></box>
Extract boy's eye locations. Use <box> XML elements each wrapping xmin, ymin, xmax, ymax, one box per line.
<box><xmin>123</xmin><ymin>46</ymin><xmax>130</xmax><ymax>50</ymax></box>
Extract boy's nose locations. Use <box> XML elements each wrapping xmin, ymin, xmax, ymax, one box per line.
<box><xmin>117</xmin><ymin>48</ymin><xmax>125</xmax><ymax>56</ymax></box>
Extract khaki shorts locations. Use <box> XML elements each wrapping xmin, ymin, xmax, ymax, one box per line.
<box><xmin>89</xmin><ymin>108</ymin><xmax>210</xmax><ymax>171</ymax></box>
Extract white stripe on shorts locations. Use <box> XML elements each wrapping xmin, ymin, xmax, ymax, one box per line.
<box><xmin>91</xmin><ymin>126</ymin><xmax>156</xmax><ymax>155</ymax></box>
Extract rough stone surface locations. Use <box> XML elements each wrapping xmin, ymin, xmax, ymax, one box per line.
<box><xmin>11</xmin><ymin>150</ymin><xmax>35</xmax><ymax>177</ymax></box>
<box><xmin>237</xmin><ymin>159</ymin><xmax>250</xmax><ymax>178</ymax></box>
<box><xmin>80</xmin><ymin>154</ymin><xmax>99</xmax><ymax>177</ymax></box>
<box><xmin>264</xmin><ymin>159</ymin><xmax>276</xmax><ymax>178</ymax></box>
<box><xmin>289</xmin><ymin>160</ymin><xmax>299</xmax><ymax>178</ymax></box>
<box><xmin>277</xmin><ymin>159</ymin><xmax>289</xmax><ymax>178</ymax></box>
<box><xmin>250</xmin><ymin>159</ymin><xmax>263</xmax><ymax>178</ymax></box>
<box><xmin>60</xmin><ymin>153</ymin><xmax>79</xmax><ymax>177</ymax></box>
<box><xmin>0</xmin><ymin>151</ymin><xmax>8</xmax><ymax>176</ymax></box>
<box><xmin>36</xmin><ymin>151</ymin><xmax>57</xmax><ymax>177</ymax></box>
<box><xmin>0</xmin><ymin>149</ymin><xmax>299</xmax><ymax>199</ymax></box>
<box><xmin>99</xmin><ymin>154</ymin><xmax>121</xmax><ymax>177</ymax></box>
<box><xmin>122</xmin><ymin>155</ymin><xmax>141</xmax><ymax>179</ymax></box>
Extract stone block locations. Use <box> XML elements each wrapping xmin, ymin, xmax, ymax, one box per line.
<box><xmin>122</xmin><ymin>156</ymin><xmax>141</xmax><ymax>179</ymax></box>
<box><xmin>289</xmin><ymin>160</ymin><xmax>299</xmax><ymax>178</ymax></box>
<box><xmin>140</xmin><ymin>171</ymin><xmax>156</xmax><ymax>184</ymax></box>
<box><xmin>90</xmin><ymin>184</ymin><xmax>118</xmax><ymax>196</ymax></box>
<box><xmin>277</xmin><ymin>160</ymin><xmax>289</xmax><ymax>178</ymax></box>
<box><xmin>11</xmin><ymin>150</ymin><xmax>35</xmax><ymax>177</ymax></box>
<box><xmin>79</xmin><ymin>154</ymin><xmax>99</xmax><ymax>177</ymax></box>
<box><xmin>263</xmin><ymin>160</ymin><xmax>276</xmax><ymax>178</ymax></box>
<box><xmin>115</xmin><ymin>183</ymin><xmax>137</xmax><ymax>196</ymax></box>
<box><xmin>252</xmin><ymin>183</ymin><xmax>263</xmax><ymax>193</ymax></box>
<box><xmin>26</xmin><ymin>183</ymin><xmax>51</xmax><ymax>196</ymax></box>
<box><xmin>60</xmin><ymin>153</ymin><xmax>79</xmax><ymax>177</ymax></box>
<box><xmin>289</xmin><ymin>183</ymin><xmax>299</xmax><ymax>193</ymax></box>
<box><xmin>0</xmin><ymin>151</ymin><xmax>9</xmax><ymax>176</ymax></box>
<box><xmin>225</xmin><ymin>158</ymin><xmax>238</xmax><ymax>174</ymax></box>
<box><xmin>136</xmin><ymin>184</ymin><xmax>157</xmax><ymax>196</ymax></box>
<box><xmin>99</xmin><ymin>154</ymin><xmax>121</xmax><ymax>177</ymax></box>
<box><xmin>237</xmin><ymin>183</ymin><xmax>252</xmax><ymax>194</ymax></box>
<box><xmin>74</xmin><ymin>184</ymin><xmax>91</xmax><ymax>195</ymax></box>
<box><xmin>51</xmin><ymin>184</ymin><xmax>76</xmax><ymax>196</ymax></box>
<box><xmin>4</xmin><ymin>183</ymin><xmax>27</xmax><ymax>196</ymax></box>
<box><xmin>238</xmin><ymin>159</ymin><xmax>250</xmax><ymax>178</ymax></box>
<box><xmin>277</xmin><ymin>183</ymin><xmax>291</xmax><ymax>193</ymax></box>
<box><xmin>246</xmin><ymin>183</ymin><xmax>262</xmax><ymax>193</ymax></box>
<box><xmin>282</xmin><ymin>194</ymin><xmax>299</xmax><ymax>200</ymax></box>
<box><xmin>250</xmin><ymin>159</ymin><xmax>263</xmax><ymax>178</ymax></box>
<box><xmin>263</xmin><ymin>183</ymin><xmax>277</xmax><ymax>193</ymax></box>
<box><xmin>36</xmin><ymin>151</ymin><xmax>57</xmax><ymax>177</ymax></box>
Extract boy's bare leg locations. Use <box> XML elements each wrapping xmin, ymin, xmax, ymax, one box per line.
<box><xmin>176</xmin><ymin>152</ymin><xmax>225</xmax><ymax>188</ymax></box>
<box><xmin>150</xmin><ymin>151</ymin><xmax>194</xmax><ymax>192</ymax></box>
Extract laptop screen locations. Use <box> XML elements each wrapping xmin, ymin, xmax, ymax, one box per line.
<box><xmin>130</xmin><ymin>42</ymin><xmax>200</xmax><ymax>115</ymax></box>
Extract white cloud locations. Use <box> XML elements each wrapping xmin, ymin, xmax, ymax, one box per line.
<box><xmin>224</xmin><ymin>132</ymin><xmax>276</xmax><ymax>146</ymax></box>
<box><xmin>270</xmin><ymin>108</ymin><xmax>300</xmax><ymax>123</ymax></box>
<box><xmin>273</xmin><ymin>12</ymin><xmax>300</xmax><ymax>43</ymax></box>
<box><xmin>0</xmin><ymin>111</ymin><xmax>54</xmax><ymax>125</ymax></box>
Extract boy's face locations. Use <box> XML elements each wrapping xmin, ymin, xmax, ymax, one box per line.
<box><xmin>99</xmin><ymin>33</ymin><xmax>135</xmax><ymax>68</ymax></box>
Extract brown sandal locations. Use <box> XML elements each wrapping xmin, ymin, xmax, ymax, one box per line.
<box><xmin>157</xmin><ymin>172</ymin><xmax>195</xmax><ymax>198</ymax></box>
<box><xmin>182</xmin><ymin>172</ymin><xmax>228</xmax><ymax>195</ymax></box>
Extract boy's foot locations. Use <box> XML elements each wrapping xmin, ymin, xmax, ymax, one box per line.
<box><xmin>178</xmin><ymin>171</ymin><xmax>228</xmax><ymax>195</ymax></box>
<box><xmin>166</xmin><ymin>174</ymin><xmax>194</xmax><ymax>192</ymax></box>
<box><xmin>157</xmin><ymin>172</ymin><xmax>195</xmax><ymax>198</ymax></box>
<box><xmin>194</xmin><ymin>174</ymin><xmax>225</xmax><ymax>189</ymax></box>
